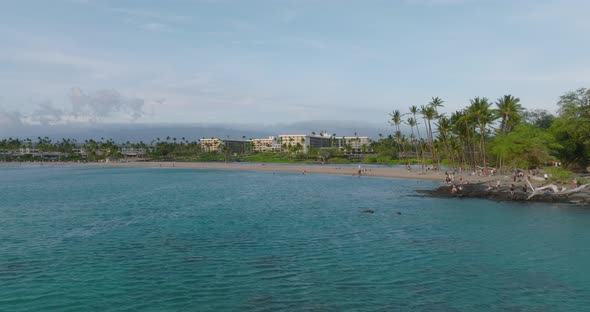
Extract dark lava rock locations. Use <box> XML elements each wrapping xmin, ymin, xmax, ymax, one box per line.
<box><xmin>360</xmin><ymin>209</ymin><xmax>375</xmax><ymax>214</ymax></box>
<box><xmin>417</xmin><ymin>182</ymin><xmax>589</xmax><ymax>205</ymax></box>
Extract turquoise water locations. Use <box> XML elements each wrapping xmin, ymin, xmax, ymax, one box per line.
<box><xmin>1</xmin><ymin>166</ymin><xmax>589</xmax><ymax>311</ymax></box>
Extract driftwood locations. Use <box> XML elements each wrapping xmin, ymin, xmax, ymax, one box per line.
<box><xmin>526</xmin><ymin>175</ymin><xmax>590</xmax><ymax>201</ymax></box>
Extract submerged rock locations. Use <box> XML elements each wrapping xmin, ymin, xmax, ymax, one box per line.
<box><xmin>360</xmin><ymin>209</ymin><xmax>375</xmax><ymax>214</ymax></box>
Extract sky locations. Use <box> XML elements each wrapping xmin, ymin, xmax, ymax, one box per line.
<box><xmin>1</xmin><ymin>0</ymin><xmax>590</xmax><ymax>134</ymax></box>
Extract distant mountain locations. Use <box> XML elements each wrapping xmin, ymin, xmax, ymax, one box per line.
<box><xmin>0</xmin><ymin>121</ymin><xmax>393</xmax><ymax>142</ymax></box>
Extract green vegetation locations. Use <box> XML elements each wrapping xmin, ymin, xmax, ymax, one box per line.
<box><xmin>542</xmin><ymin>167</ymin><xmax>577</xmax><ymax>183</ymax></box>
<box><xmin>1</xmin><ymin>88</ymin><xmax>589</xmax><ymax>174</ymax></box>
<box><xmin>371</xmin><ymin>88</ymin><xmax>590</xmax><ymax>173</ymax></box>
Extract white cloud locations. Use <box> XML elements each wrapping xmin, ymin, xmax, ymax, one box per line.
<box><xmin>0</xmin><ymin>88</ymin><xmax>147</xmax><ymax>128</ymax></box>
<box><xmin>70</xmin><ymin>87</ymin><xmax>145</xmax><ymax>121</ymax></box>
<box><xmin>30</xmin><ymin>101</ymin><xmax>65</xmax><ymax>125</ymax></box>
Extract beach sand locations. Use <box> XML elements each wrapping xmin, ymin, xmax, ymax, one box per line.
<box><xmin>1</xmin><ymin>161</ymin><xmax>506</xmax><ymax>184</ymax></box>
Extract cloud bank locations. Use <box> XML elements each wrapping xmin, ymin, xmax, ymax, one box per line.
<box><xmin>70</xmin><ymin>87</ymin><xmax>145</xmax><ymax>121</ymax></box>
<box><xmin>0</xmin><ymin>87</ymin><xmax>146</xmax><ymax>128</ymax></box>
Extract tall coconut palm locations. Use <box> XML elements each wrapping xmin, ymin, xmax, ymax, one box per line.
<box><xmin>493</xmin><ymin>95</ymin><xmax>523</xmax><ymax>171</ymax></box>
<box><xmin>467</xmin><ymin>97</ymin><xmax>495</xmax><ymax>168</ymax></box>
<box><xmin>420</xmin><ymin>105</ymin><xmax>438</xmax><ymax>167</ymax></box>
<box><xmin>437</xmin><ymin>116</ymin><xmax>455</xmax><ymax>168</ymax></box>
<box><xmin>494</xmin><ymin>95</ymin><xmax>523</xmax><ymax>135</ymax></box>
<box><xmin>409</xmin><ymin>105</ymin><xmax>422</xmax><ymax>140</ymax></box>
<box><xmin>407</xmin><ymin>117</ymin><xmax>419</xmax><ymax>159</ymax></box>
<box><xmin>429</xmin><ymin>97</ymin><xmax>445</xmax><ymax>116</ymax></box>
<box><xmin>389</xmin><ymin>110</ymin><xmax>404</xmax><ymax>156</ymax></box>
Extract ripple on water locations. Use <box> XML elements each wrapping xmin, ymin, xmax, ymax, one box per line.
<box><xmin>1</xmin><ymin>167</ymin><xmax>590</xmax><ymax>311</ymax></box>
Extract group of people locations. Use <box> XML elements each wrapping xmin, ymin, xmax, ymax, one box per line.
<box><xmin>487</xmin><ymin>180</ymin><xmax>502</xmax><ymax>191</ymax></box>
<box><xmin>444</xmin><ymin>171</ymin><xmax>463</xmax><ymax>185</ymax></box>
<box><xmin>487</xmin><ymin>180</ymin><xmax>528</xmax><ymax>197</ymax></box>
<box><xmin>509</xmin><ymin>183</ymin><xmax>528</xmax><ymax>196</ymax></box>
<box><xmin>445</xmin><ymin>171</ymin><xmax>466</xmax><ymax>195</ymax></box>
<box><xmin>470</xmin><ymin>166</ymin><xmax>496</xmax><ymax>177</ymax></box>
<box><xmin>450</xmin><ymin>183</ymin><xmax>464</xmax><ymax>194</ymax></box>
<box><xmin>356</xmin><ymin>165</ymin><xmax>370</xmax><ymax>176</ymax></box>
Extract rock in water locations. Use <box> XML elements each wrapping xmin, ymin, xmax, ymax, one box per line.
<box><xmin>361</xmin><ymin>209</ymin><xmax>375</xmax><ymax>214</ymax></box>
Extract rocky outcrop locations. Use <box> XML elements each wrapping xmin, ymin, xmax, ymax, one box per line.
<box><xmin>417</xmin><ymin>182</ymin><xmax>590</xmax><ymax>205</ymax></box>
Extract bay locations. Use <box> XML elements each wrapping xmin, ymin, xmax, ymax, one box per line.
<box><xmin>1</xmin><ymin>166</ymin><xmax>589</xmax><ymax>311</ymax></box>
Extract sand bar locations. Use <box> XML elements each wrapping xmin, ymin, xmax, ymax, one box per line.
<box><xmin>0</xmin><ymin>161</ymin><xmax>505</xmax><ymax>183</ymax></box>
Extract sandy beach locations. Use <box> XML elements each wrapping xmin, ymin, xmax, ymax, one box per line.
<box><xmin>0</xmin><ymin>161</ymin><xmax>506</xmax><ymax>184</ymax></box>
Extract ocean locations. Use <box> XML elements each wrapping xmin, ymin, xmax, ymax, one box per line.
<box><xmin>1</xmin><ymin>166</ymin><xmax>589</xmax><ymax>311</ymax></box>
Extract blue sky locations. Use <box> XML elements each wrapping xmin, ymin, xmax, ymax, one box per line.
<box><xmin>1</xmin><ymin>0</ymin><xmax>589</xmax><ymax>129</ymax></box>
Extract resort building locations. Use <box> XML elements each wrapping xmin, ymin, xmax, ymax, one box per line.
<box><xmin>279</xmin><ymin>134</ymin><xmax>309</xmax><ymax>153</ymax></box>
<box><xmin>251</xmin><ymin>136</ymin><xmax>281</xmax><ymax>152</ymax></box>
<box><xmin>279</xmin><ymin>133</ymin><xmax>372</xmax><ymax>154</ymax></box>
<box><xmin>224</xmin><ymin>140</ymin><xmax>251</xmax><ymax>154</ymax></box>
<box><xmin>120</xmin><ymin>147</ymin><xmax>147</xmax><ymax>157</ymax></box>
<box><xmin>199</xmin><ymin>138</ymin><xmax>251</xmax><ymax>154</ymax></box>
<box><xmin>199</xmin><ymin>138</ymin><xmax>223</xmax><ymax>153</ymax></box>
<box><xmin>72</xmin><ymin>148</ymin><xmax>87</xmax><ymax>157</ymax></box>
<box><xmin>18</xmin><ymin>148</ymin><xmax>42</xmax><ymax>156</ymax></box>
<box><xmin>341</xmin><ymin>136</ymin><xmax>372</xmax><ymax>153</ymax></box>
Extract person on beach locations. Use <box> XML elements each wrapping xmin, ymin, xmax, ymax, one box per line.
<box><xmin>510</xmin><ymin>184</ymin><xmax>515</xmax><ymax>197</ymax></box>
<box><xmin>522</xmin><ymin>184</ymin><xmax>527</xmax><ymax>193</ymax></box>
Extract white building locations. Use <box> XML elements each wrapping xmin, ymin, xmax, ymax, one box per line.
<box><xmin>251</xmin><ymin>136</ymin><xmax>281</xmax><ymax>152</ymax></box>
<box><xmin>279</xmin><ymin>133</ymin><xmax>372</xmax><ymax>154</ymax></box>
<box><xmin>341</xmin><ymin>136</ymin><xmax>371</xmax><ymax>153</ymax></box>
<box><xmin>199</xmin><ymin>138</ymin><xmax>223</xmax><ymax>152</ymax></box>
<box><xmin>120</xmin><ymin>148</ymin><xmax>147</xmax><ymax>157</ymax></box>
<box><xmin>279</xmin><ymin>134</ymin><xmax>309</xmax><ymax>153</ymax></box>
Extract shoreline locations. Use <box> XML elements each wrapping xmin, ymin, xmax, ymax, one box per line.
<box><xmin>3</xmin><ymin>161</ymin><xmax>586</xmax><ymax>205</ymax></box>
<box><xmin>0</xmin><ymin>160</ymin><xmax>500</xmax><ymax>183</ymax></box>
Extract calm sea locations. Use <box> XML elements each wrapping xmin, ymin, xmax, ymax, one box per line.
<box><xmin>1</xmin><ymin>166</ymin><xmax>589</xmax><ymax>311</ymax></box>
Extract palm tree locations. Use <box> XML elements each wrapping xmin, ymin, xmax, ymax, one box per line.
<box><xmin>429</xmin><ymin>97</ymin><xmax>445</xmax><ymax>115</ymax></box>
<box><xmin>494</xmin><ymin>95</ymin><xmax>523</xmax><ymax>135</ymax></box>
<box><xmin>389</xmin><ymin>109</ymin><xmax>404</xmax><ymax>157</ymax></box>
<box><xmin>493</xmin><ymin>95</ymin><xmax>523</xmax><ymax>171</ymax></box>
<box><xmin>420</xmin><ymin>105</ymin><xmax>438</xmax><ymax>167</ymax></box>
<box><xmin>407</xmin><ymin>117</ymin><xmax>419</xmax><ymax>159</ymax></box>
<box><xmin>468</xmin><ymin>97</ymin><xmax>494</xmax><ymax>168</ymax></box>
<box><xmin>437</xmin><ymin>116</ymin><xmax>455</xmax><ymax>168</ymax></box>
<box><xmin>409</xmin><ymin>105</ymin><xmax>422</xmax><ymax>140</ymax></box>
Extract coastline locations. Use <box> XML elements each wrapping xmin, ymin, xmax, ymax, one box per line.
<box><xmin>3</xmin><ymin>161</ymin><xmax>587</xmax><ymax>204</ymax></box>
<box><xmin>0</xmin><ymin>161</ymin><xmax>498</xmax><ymax>183</ymax></box>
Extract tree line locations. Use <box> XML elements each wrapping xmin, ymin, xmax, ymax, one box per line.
<box><xmin>373</xmin><ymin>88</ymin><xmax>590</xmax><ymax>172</ymax></box>
<box><xmin>1</xmin><ymin>87</ymin><xmax>589</xmax><ymax>170</ymax></box>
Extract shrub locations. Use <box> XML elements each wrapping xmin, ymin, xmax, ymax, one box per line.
<box><xmin>542</xmin><ymin>166</ymin><xmax>576</xmax><ymax>183</ymax></box>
